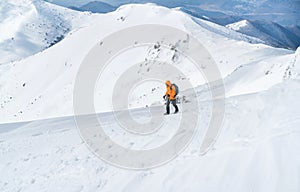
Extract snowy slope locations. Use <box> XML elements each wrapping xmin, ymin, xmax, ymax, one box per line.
<box><xmin>44</xmin><ymin>0</ymin><xmax>300</xmax><ymax>26</ymax></box>
<box><xmin>1</xmin><ymin>73</ymin><xmax>300</xmax><ymax>192</ymax></box>
<box><xmin>180</xmin><ymin>6</ymin><xmax>300</xmax><ymax>50</ymax></box>
<box><xmin>1</xmin><ymin>1</ymin><xmax>300</xmax><ymax>192</ymax></box>
<box><xmin>0</xmin><ymin>0</ymin><xmax>90</xmax><ymax>64</ymax></box>
<box><xmin>0</xmin><ymin>3</ymin><xmax>296</xmax><ymax>123</ymax></box>
<box><xmin>227</xmin><ymin>19</ymin><xmax>300</xmax><ymax>50</ymax></box>
<box><xmin>45</xmin><ymin>0</ymin><xmax>300</xmax><ymax>50</ymax></box>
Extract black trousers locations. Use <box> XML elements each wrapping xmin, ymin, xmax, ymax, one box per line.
<box><xmin>166</xmin><ymin>99</ymin><xmax>179</xmax><ymax>114</ymax></box>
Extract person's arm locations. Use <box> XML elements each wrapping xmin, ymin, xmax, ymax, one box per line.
<box><xmin>164</xmin><ymin>89</ymin><xmax>170</xmax><ymax>99</ymax></box>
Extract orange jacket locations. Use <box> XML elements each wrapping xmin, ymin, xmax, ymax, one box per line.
<box><xmin>165</xmin><ymin>81</ymin><xmax>176</xmax><ymax>100</ymax></box>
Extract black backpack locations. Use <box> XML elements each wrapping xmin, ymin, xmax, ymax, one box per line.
<box><xmin>172</xmin><ymin>83</ymin><xmax>179</xmax><ymax>96</ymax></box>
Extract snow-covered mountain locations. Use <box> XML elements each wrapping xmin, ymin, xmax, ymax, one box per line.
<box><xmin>44</xmin><ymin>0</ymin><xmax>300</xmax><ymax>26</ymax></box>
<box><xmin>0</xmin><ymin>2</ymin><xmax>297</xmax><ymax>123</ymax></box>
<box><xmin>69</xmin><ymin>1</ymin><xmax>116</xmax><ymax>13</ymax></box>
<box><xmin>1</xmin><ymin>0</ymin><xmax>300</xmax><ymax>191</ymax></box>
<box><xmin>226</xmin><ymin>19</ymin><xmax>300</xmax><ymax>50</ymax></box>
<box><xmin>0</xmin><ymin>0</ymin><xmax>91</xmax><ymax>64</ymax></box>
<box><xmin>45</xmin><ymin>0</ymin><xmax>300</xmax><ymax>50</ymax></box>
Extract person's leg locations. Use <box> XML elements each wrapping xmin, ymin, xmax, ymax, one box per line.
<box><xmin>165</xmin><ymin>99</ymin><xmax>170</xmax><ymax>114</ymax></box>
<box><xmin>171</xmin><ymin>99</ymin><xmax>179</xmax><ymax>113</ymax></box>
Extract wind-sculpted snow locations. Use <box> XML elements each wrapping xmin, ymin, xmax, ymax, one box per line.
<box><xmin>1</xmin><ymin>79</ymin><xmax>300</xmax><ymax>191</ymax></box>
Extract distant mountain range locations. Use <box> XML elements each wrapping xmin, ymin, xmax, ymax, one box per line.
<box><xmin>68</xmin><ymin>1</ymin><xmax>116</xmax><ymax>13</ymax></box>
<box><xmin>61</xmin><ymin>0</ymin><xmax>300</xmax><ymax>50</ymax></box>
